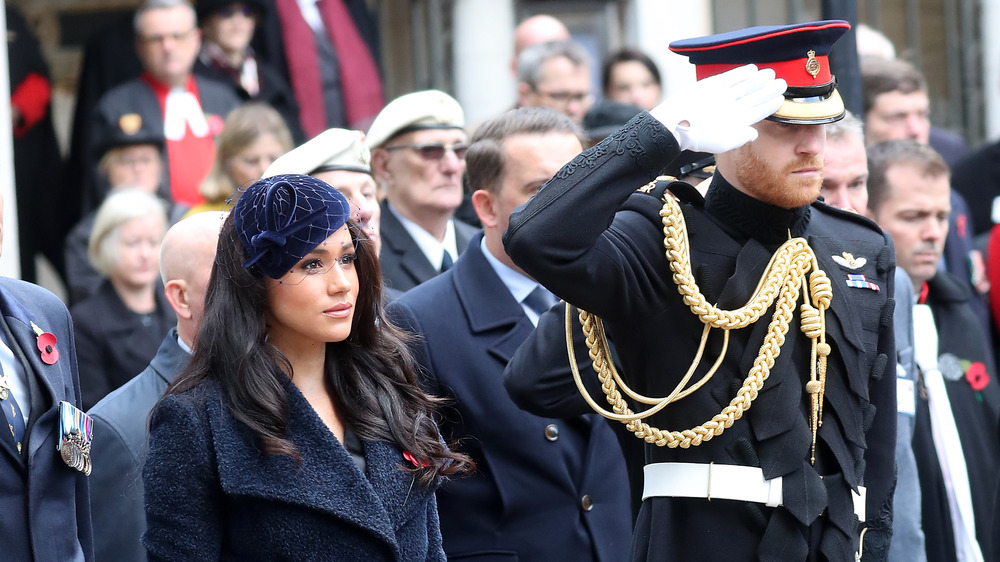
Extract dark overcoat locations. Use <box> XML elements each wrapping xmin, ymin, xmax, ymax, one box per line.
<box><xmin>71</xmin><ymin>280</ymin><xmax>176</xmax><ymax>410</ymax></box>
<box><xmin>88</xmin><ymin>329</ymin><xmax>188</xmax><ymax>562</ymax></box>
<box><xmin>388</xmin><ymin>236</ymin><xmax>633</xmax><ymax>562</ymax></box>
<box><xmin>193</xmin><ymin>56</ymin><xmax>305</xmax><ymax>144</ymax></box>
<box><xmin>503</xmin><ymin>112</ymin><xmax>898</xmax><ymax>561</ymax></box>
<box><xmin>952</xmin><ymin>139</ymin><xmax>1000</xmax><ymax>238</ymax></box>
<box><xmin>378</xmin><ymin>201</ymin><xmax>478</xmax><ymax>292</ymax></box>
<box><xmin>0</xmin><ymin>278</ymin><xmax>94</xmax><ymax>561</ymax></box>
<box><xmin>7</xmin><ymin>6</ymin><xmax>70</xmax><ymax>281</ymax></box>
<box><xmin>142</xmin><ymin>379</ymin><xmax>446</xmax><ymax>561</ymax></box>
<box><xmin>912</xmin><ymin>270</ymin><xmax>1000</xmax><ymax>562</ymax></box>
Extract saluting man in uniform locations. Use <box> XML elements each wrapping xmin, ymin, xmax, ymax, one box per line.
<box><xmin>503</xmin><ymin>21</ymin><xmax>897</xmax><ymax>561</ymax></box>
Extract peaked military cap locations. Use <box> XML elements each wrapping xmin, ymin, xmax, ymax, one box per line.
<box><xmin>366</xmin><ymin>90</ymin><xmax>465</xmax><ymax>149</ymax></box>
<box><xmin>263</xmin><ymin>129</ymin><xmax>372</xmax><ymax>179</ymax></box>
<box><xmin>670</xmin><ymin>20</ymin><xmax>850</xmax><ymax>124</ymax></box>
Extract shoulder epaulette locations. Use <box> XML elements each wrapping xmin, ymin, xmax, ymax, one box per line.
<box><xmin>635</xmin><ymin>175</ymin><xmax>704</xmax><ymax>206</ymax></box>
<box><xmin>811</xmin><ymin>198</ymin><xmax>883</xmax><ymax>233</ymax></box>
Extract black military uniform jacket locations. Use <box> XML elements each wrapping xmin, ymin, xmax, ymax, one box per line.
<box><xmin>503</xmin><ymin>113</ymin><xmax>897</xmax><ymax>561</ymax></box>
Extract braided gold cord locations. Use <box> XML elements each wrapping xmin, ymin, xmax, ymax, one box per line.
<box><xmin>566</xmin><ymin>182</ymin><xmax>832</xmax><ymax>453</ymax></box>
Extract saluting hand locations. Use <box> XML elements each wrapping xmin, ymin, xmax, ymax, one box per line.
<box><xmin>651</xmin><ymin>64</ymin><xmax>786</xmax><ymax>154</ymax></box>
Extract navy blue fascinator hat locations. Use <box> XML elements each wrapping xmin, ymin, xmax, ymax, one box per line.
<box><xmin>234</xmin><ymin>174</ymin><xmax>352</xmax><ymax>279</ymax></box>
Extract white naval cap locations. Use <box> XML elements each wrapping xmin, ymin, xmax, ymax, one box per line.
<box><xmin>365</xmin><ymin>90</ymin><xmax>465</xmax><ymax>149</ymax></box>
<box><xmin>263</xmin><ymin>128</ymin><xmax>371</xmax><ymax>179</ymax></box>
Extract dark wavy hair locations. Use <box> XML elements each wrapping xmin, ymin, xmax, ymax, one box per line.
<box><xmin>166</xmin><ymin>213</ymin><xmax>471</xmax><ymax>485</ymax></box>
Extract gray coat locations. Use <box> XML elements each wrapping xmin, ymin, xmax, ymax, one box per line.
<box><xmin>888</xmin><ymin>269</ymin><xmax>926</xmax><ymax>562</ymax></box>
<box><xmin>87</xmin><ymin>329</ymin><xmax>188</xmax><ymax>562</ymax></box>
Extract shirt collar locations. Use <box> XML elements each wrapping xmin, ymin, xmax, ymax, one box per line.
<box><xmin>480</xmin><ymin>237</ymin><xmax>537</xmax><ymax>303</ymax></box>
<box><xmin>387</xmin><ymin>202</ymin><xmax>459</xmax><ymax>270</ymax></box>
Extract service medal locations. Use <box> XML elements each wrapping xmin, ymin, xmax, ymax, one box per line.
<box><xmin>57</xmin><ymin>401</ymin><xmax>93</xmax><ymax>475</ymax></box>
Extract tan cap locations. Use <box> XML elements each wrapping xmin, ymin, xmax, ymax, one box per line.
<box><xmin>365</xmin><ymin>90</ymin><xmax>465</xmax><ymax>149</ymax></box>
<box><xmin>263</xmin><ymin>129</ymin><xmax>371</xmax><ymax>179</ymax></box>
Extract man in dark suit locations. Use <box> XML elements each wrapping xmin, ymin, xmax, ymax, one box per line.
<box><xmin>368</xmin><ymin>90</ymin><xmax>478</xmax><ymax>292</ymax></box>
<box><xmin>388</xmin><ymin>107</ymin><xmax>632</xmax><ymax>561</ymax></box>
<box><xmin>503</xmin><ymin>22</ymin><xmax>897</xmax><ymax>561</ymax></box>
<box><xmin>87</xmin><ymin>211</ymin><xmax>224</xmax><ymax>561</ymax></box>
<box><xmin>0</xmin><ymin>192</ymin><xmax>94</xmax><ymax>560</ymax></box>
<box><xmin>86</xmin><ymin>0</ymin><xmax>239</xmax><ymax>212</ymax></box>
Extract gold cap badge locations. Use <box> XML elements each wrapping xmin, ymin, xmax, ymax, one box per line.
<box><xmin>119</xmin><ymin>114</ymin><xmax>142</xmax><ymax>136</ymax></box>
<box><xmin>805</xmin><ymin>50</ymin><xmax>820</xmax><ymax>78</ymax></box>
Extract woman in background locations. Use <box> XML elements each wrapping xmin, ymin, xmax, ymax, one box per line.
<box><xmin>601</xmin><ymin>48</ymin><xmax>662</xmax><ymax>111</ymax></box>
<box><xmin>143</xmin><ymin>174</ymin><xmax>470</xmax><ymax>560</ymax></box>
<box><xmin>71</xmin><ymin>189</ymin><xmax>174</xmax><ymax>409</ymax></box>
<box><xmin>194</xmin><ymin>0</ymin><xmax>303</xmax><ymax>142</ymax></box>
<box><xmin>186</xmin><ymin>102</ymin><xmax>293</xmax><ymax>216</ymax></box>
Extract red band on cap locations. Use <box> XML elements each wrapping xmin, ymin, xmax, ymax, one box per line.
<box><xmin>695</xmin><ymin>55</ymin><xmax>832</xmax><ymax>87</ymax></box>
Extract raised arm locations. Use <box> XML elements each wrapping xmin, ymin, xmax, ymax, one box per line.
<box><xmin>503</xmin><ymin>65</ymin><xmax>786</xmax><ymax>315</ymax></box>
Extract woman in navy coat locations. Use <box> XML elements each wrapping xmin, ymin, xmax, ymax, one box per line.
<box><xmin>142</xmin><ymin>174</ymin><xmax>469</xmax><ymax>560</ymax></box>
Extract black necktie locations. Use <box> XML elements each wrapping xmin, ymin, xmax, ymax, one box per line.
<box><xmin>440</xmin><ymin>251</ymin><xmax>454</xmax><ymax>272</ymax></box>
<box><xmin>0</xmin><ymin>363</ymin><xmax>26</xmax><ymax>453</ymax></box>
<box><xmin>522</xmin><ymin>285</ymin><xmax>557</xmax><ymax>316</ymax></box>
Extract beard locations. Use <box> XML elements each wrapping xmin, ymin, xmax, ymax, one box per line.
<box><xmin>733</xmin><ymin>144</ymin><xmax>823</xmax><ymax>209</ymax></box>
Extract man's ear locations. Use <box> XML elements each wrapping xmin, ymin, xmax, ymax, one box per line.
<box><xmin>163</xmin><ymin>279</ymin><xmax>193</xmax><ymax>320</ymax></box>
<box><xmin>517</xmin><ymin>82</ymin><xmax>533</xmax><ymax>107</ymax></box>
<box><xmin>471</xmin><ymin>189</ymin><xmax>497</xmax><ymax>229</ymax></box>
<box><xmin>370</xmin><ymin>148</ymin><xmax>391</xmax><ymax>182</ymax></box>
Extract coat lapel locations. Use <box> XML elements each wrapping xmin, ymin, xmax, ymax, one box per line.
<box><xmin>0</xmin><ymin>287</ymin><xmax>67</xmax><ymax>461</ymax></box>
<box><xmin>452</xmin><ymin>236</ymin><xmax>535</xmax><ymax>365</ymax></box>
<box><xmin>0</xmin><ymin>314</ymin><xmax>27</xmax><ymax>465</ymax></box>
<box><xmin>380</xmin><ymin>204</ymin><xmax>439</xmax><ymax>286</ymax></box>
<box><xmin>148</xmin><ymin>329</ymin><xmax>190</xmax><ymax>385</ymax></box>
<box><xmin>364</xmin><ymin>439</ymin><xmax>435</xmax><ymax>528</ymax></box>
<box><xmin>211</xmin><ymin>379</ymin><xmax>430</xmax><ymax>556</ymax></box>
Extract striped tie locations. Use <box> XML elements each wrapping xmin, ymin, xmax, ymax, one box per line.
<box><xmin>0</xmin><ymin>364</ymin><xmax>25</xmax><ymax>453</ymax></box>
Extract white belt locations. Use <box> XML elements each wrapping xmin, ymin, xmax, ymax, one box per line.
<box><xmin>642</xmin><ymin>462</ymin><xmax>866</xmax><ymax>520</ymax></box>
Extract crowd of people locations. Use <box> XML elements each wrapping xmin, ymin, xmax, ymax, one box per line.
<box><xmin>5</xmin><ymin>1</ymin><xmax>1000</xmax><ymax>561</ymax></box>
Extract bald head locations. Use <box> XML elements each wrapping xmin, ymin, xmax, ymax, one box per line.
<box><xmin>159</xmin><ymin>211</ymin><xmax>225</xmax><ymax>346</ymax></box>
<box><xmin>513</xmin><ymin>15</ymin><xmax>570</xmax><ymax>72</ymax></box>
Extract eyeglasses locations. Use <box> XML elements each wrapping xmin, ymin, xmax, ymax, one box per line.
<box><xmin>138</xmin><ymin>28</ymin><xmax>196</xmax><ymax>46</ymax></box>
<box><xmin>535</xmin><ymin>89</ymin><xmax>593</xmax><ymax>105</ymax></box>
<box><xmin>384</xmin><ymin>143</ymin><xmax>469</xmax><ymax>161</ymax></box>
<box><xmin>217</xmin><ymin>4</ymin><xmax>255</xmax><ymax>18</ymax></box>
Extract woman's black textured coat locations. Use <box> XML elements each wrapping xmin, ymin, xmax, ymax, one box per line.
<box><xmin>142</xmin><ymin>379</ymin><xmax>447</xmax><ymax>561</ymax></box>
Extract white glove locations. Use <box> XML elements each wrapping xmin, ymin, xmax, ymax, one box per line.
<box><xmin>651</xmin><ymin>64</ymin><xmax>787</xmax><ymax>154</ymax></box>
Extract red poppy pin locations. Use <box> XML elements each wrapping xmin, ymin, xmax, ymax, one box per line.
<box><xmin>30</xmin><ymin>321</ymin><xmax>59</xmax><ymax>365</ymax></box>
<box><xmin>402</xmin><ymin>450</ymin><xmax>429</xmax><ymax>468</ymax></box>
<box><xmin>966</xmin><ymin>361</ymin><xmax>989</xmax><ymax>392</ymax></box>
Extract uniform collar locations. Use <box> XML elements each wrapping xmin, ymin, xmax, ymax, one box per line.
<box><xmin>703</xmin><ymin>172</ymin><xmax>811</xmax><ymax>245</ymax></box>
